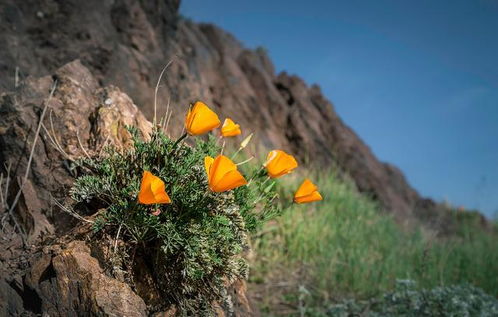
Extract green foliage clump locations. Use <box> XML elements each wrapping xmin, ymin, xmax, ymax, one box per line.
<box><xmin>71</xmin><ymin>127</ymin><xmax>281</xmax><ymax>313</ymax></box>
<box><xmin>327</xmin><ymin>280</ymin><xmax>498</xmax><ymax>317</ymax></box>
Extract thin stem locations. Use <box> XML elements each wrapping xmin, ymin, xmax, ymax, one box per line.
<box><xmin>168</xmin><ymin>133</ymin><xmax>188</xmax><ymax>159</ymax></box>
<box><xmin>163</xmin><ymin>97</ymin><xmax>172</xmax><ymax>135</ymax></box>
<box><xmin>220</xmin><ymin>139</ymin><xmax>226</xmax><ymax>155</ymax></box>
<box><xmin>113</xmin><ymin>223</ymin><xmax>123</xmax><ymax>255</ymax></box>
<box><xmin>253</xmin><ymin>184</ymin><xmax>277</xmax><ymax>206</ymax></box>
<box><xmin>171</xmin><ymin>133</ymin><xmax>188</xmax><ymax>152</ymax></box>
<box><xmin>248</xmin><ymin>165</ymin><xmax>266</xmax><ymax>186</ymax></box>
<box><xmin>261</xmin><ymin>176</ymin><xmax>271</xmax><ymax>186</ymax></box>
<box><xmin>4</xmin><ymin>162</ymin><xmax>11</xmax><ymax>207</ymax></box>
<box><xmin>76</xmin><ymin>129</ymin><xmax>91</xmax><ymax>159</ymax></box>
<box><xmin>236</xmin><ymin>156</ymin><xmax>254</xmax><ymax>166</ymax></box>
<box><xmin>98</xmin><ymin>134</ymin><xmax>111</xmax><ymax>157</ymax></box>
<box><xmin>0</xmin><ymin>173</ymin><xmax>4</xmax><ymax>209</ymax></box>
<box><xmin>51</xmin><ymin>195</ymin><xmax>94</xmax><ymax>224</ymax></box>
<box><xmin>41</xmin><ymin>122</ymin><xmax>71</xmax><ymax>160</ymax></box>
<box><xmin>230</xmin><ymin>147</ymin><xmax>242</xmax><ymax>160</ymax></box>
<box><xmin>165</xmin><ymin>109</ymin><xmax>173</xmax><ymax>136</ymax></box>
<box><xmin>180</xmin><ymin>124</ymin><xmax>186</xmax><ymax>136</ymax></box>
<box><xmin>49</xmin><ymin>109</ymin><xmax>71</xmax><ymax>159</ymax></box>
<box><xmin>153</xmin><ymin>60</ymin><xmax>174</xmax><ymax>126</ymax></box>
<box><xmin>15</xmin><ymin>66</ymin><xmax>19</xmax><ymax>88</ymax></box>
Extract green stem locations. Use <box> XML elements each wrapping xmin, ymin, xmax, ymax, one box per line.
<box><xmin>169</xmin><ymin>133</ymin><xmax>188</xmax><ymax>156</ymax></box>
<box><xmin>236</xmin><ymin>156</ymin><xmax>254</xmax><ymax>166</ymax></box>
<box><xmin>173</xmin><ymin>133</ymin><xmax>188</xmax><ymax>148</ymax></box>
<box><xmin>261</xmin><ymin>176</ymin><xmax>271</xmax><ymax>186</ymax></box>
<box><xmin>253</xmin><ymin>178</ymin><xmax>273</xmax><ymax>205</ymax></box>
<box><xmin>231</xmin><ymin>147</ymin><xmax>242</xmax><ymax>160</ymax></box>
<box><xmin>248</xmin><ymin>166</ymin><xmax>266</xmax><ymax>186</ymax></box>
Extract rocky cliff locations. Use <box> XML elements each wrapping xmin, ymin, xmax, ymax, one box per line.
<box><xmin>0</xmin><ymin>0</ymin><xmax>426</xmax><ymax>219</ymax></box>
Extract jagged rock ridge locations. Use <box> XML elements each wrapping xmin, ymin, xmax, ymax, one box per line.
<box><xmin>0</xmin><ymin>0</ymin><xmax>422</xmax><ymax>219</ymax></box>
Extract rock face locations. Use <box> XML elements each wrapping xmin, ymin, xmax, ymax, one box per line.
<box><xmin>0</xmin><ymin>0</ymin><xmax>423</xmax><ymax>219</ymax></box>
<box><xmin>0</xmin><ymin>60</ymin><xmax>254</xmax><ymax>316</ymax></box>
<box><xmin>26</xmin><ymin>240</ymin><xmax>148</xmax><ymax>316</ymax></box>
<box><xmin>0</xmin><ymin>60</ymin><xmax>152</xmax><ymax>243</ymax></box>
<box><xmin>0</xmin><ymin>61</ymin><xmax>152</xmax><ymax>315</ymax></box>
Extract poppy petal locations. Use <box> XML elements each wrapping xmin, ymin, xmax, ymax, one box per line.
<box><xmin>293</xmin><ymin>179</ymin><xmax>322</xmax><ymax>204</ymax></box>
<box><xmin>294</xmin><ymin>179</ymin><xmax>318</xmax><ymax>198</ymax></box>
<box><xmin>212</xmin><ymin>170</ymin><xmax>247</xmax><ymax>192</ymax></box>
<box><xmin>221</xmin><ymin>118</ymin><xmax>241</xmax><ymax>137</ymax></box>
<box><xmin>204</xmin><ymin>155</ymin><xmax>247</xmax><ymax>192</ymax></box>
<box><xmin>210</xmin><ymin>155</ymin><xmax>238</xmax><ymax>187</ymax></box>
<box><xmin>185</xmin><ymin>101</ymin><xmax>221</xmax><ymax>135</ymax></box>
<box><xmin>265</xmin><ymin>150</ymin><xmax>298</xmax><ymax>178</ymax></box>
<box><xmin>295</xmin><ymin>191</ymin><xmax>323</xmax><ymax>204</ymax></box>
<box><xmin>138</xmin><ymin>171</ymin><xmax>171</xmax><ymax>204</ymax></box>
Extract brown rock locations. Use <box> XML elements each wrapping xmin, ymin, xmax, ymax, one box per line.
<box><xmin>27</xmin><ymin>240</ymin><xmax>147</xmax><ymax>316</ymax></box>
<box><xmin>0</xmin><ymin>279</ymin><xmax>24</xmax><ymax>316</ymax></box>
<box><xmin>0</xmin><ymin>60</ymin><xmax>152</xmax><ymax>316</ymax></box>
<box><xmin>0</xmin><ymin>60</ymin><xmax>151</xmax><ymax>242</ymax></box>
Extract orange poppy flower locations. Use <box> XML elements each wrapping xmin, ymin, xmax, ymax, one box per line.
<box><xmin>294</xmin><ymin>179</ymin><xmax>323</xmax><ymax>204</ymax></box>
<box><xmin>185</xmin><ymin>101</ymin><xmax>221</xmax><ymax>135</ymax></box>
<box><xmin>204</xmin><ymin>155</ymin><xmax>247</xmax><ymax>192</ymax></box>
<box><xmin>138</xmin><ymin>171</ymin><xmax>171</xmax><ymax>205</ymax></box>
<box><xmin>221</xmin><ymin>118</ymin><xmax>241</xmax><ymax>137</ymax></box>
<box><xmin>264</xmin><ymin>150</ymin><xmax>298</xmax><ymax>178</ymax></box>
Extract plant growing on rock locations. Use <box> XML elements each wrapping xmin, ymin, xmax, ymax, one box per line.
<box><xmin>71</xmin><ymin>100</ymin><xmax>322</xmax><ymax>314</ymax></box>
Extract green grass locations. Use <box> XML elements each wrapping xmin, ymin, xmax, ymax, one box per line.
<box><xmin>251</xmin><ymin>170</ymin><xmax>498</xmax><ymax>314</ymax></box>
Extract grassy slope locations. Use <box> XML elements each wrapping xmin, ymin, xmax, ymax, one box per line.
<box><xmin>250</xmin><ymin>170</ymin><xmax>498</xmax><ymax>314</ymax></box>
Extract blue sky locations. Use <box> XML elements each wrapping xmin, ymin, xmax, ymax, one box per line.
<box><xmin>180</xmin><ymin>0</ymin><xmax>498</xmax><ymax>217</ymax></box>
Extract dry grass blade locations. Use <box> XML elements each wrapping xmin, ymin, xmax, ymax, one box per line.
<box><xmin>14</xmin><ymin>66</ymin><xmax>19</xmax><ymax>88</ymax></box>
<box><xmin>113</xmin><ymin>223</ymin><xmax>123</xmax><ymax>254</ymax></box>
<box><xmin>41</xmin><ymin>121</ymin><xmax>71</xmax><ymax>160</ymax></box>
<box><xmin>163</xmin><ymin>96</ymin><xmax>171</xmax><ymax>132</ymax></box>
<box><xmin>164</xmin><ymin>97</ymin><xmax>173</xmax><ymax>136</ymax></box>
<box><xmin>4</xmin><ymin>162</ymin><xmax>11</xmax><ymax>206</ymax></box>
<box><xmin>76</xmin><ymin>129</ymin><xmax>92</xmax><ymax>159</ymax></box>
<box><xmin>49</xmin><ymin>109</ymin><xmax>70</xmax><ymax>156</ymax></box>
<box><xmin>98</xmin><ymin>134</ymin><xmax>111</xmax><ymax>157</ymax></box>
<box><xmin>153</xmin><ymin>59</ymin><xmax>174</xmax><ymax>126</ymax></box>
<box><xmin>51</xmin><ymin>195</ymin><xmax>93</xmax><ymax>224</ymax></box>
<box><xmin>6</xmin><ymin>81</ymin><xmax>58</xmax><ymax>241</ymax></box>
<box><xmin>158</xmin><ymin>94</ymin><xmax>170</xmax><ymax>128</ymax></box>
<box><xmin>0</xmin><ymin>173</ymin><xmax>4</xmax><ymax>209</ymax></box>
<box><xmin>0</xmin><ymin>163</ymin><xmax>12</xmax><ymax>232</ymax></box>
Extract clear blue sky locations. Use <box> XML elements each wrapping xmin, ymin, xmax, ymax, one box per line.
<box><xmin>180</xmin><ymin>0</ymin><xmax>498</xmax><ymax>217</ymax></box>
